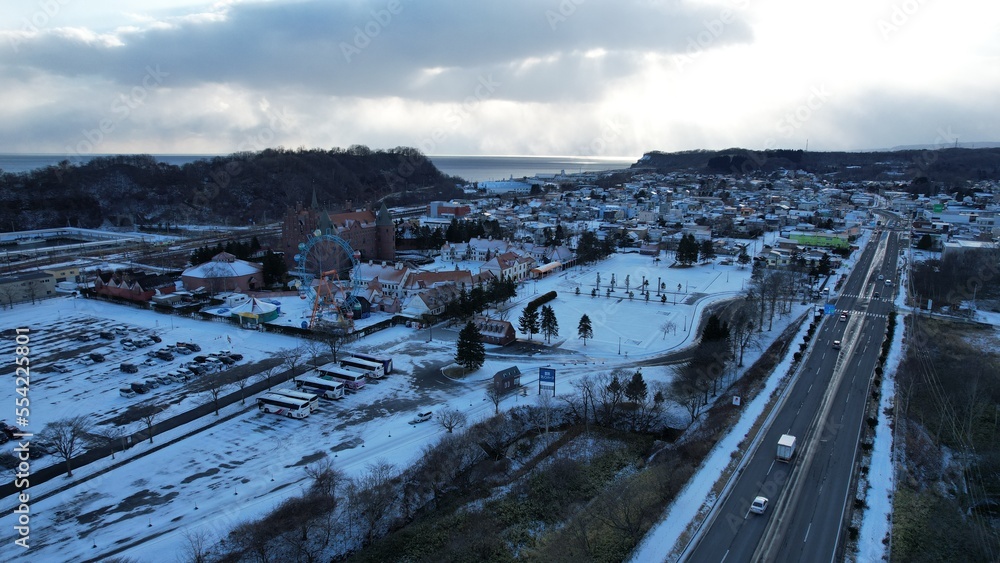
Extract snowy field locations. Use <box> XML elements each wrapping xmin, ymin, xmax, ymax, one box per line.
<box><xmin>0</xmin><ymin>227</ymin><xmax>884</xmax><ymax>561</ymax></box>
<box><xmin>1</xmin><ymin>240</ymin><xmax>800</xmax><ymax>562</ymax></box>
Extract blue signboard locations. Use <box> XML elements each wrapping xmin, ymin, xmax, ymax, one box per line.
<box><xmin>539</xmin><ymin>368</ymin><xmax>556</xmax><ymax>383</ymax></box>
<box><xmin>824</xmin><ymin>304</ymin><xmax>837</xmax><ymax>315</ymax></box>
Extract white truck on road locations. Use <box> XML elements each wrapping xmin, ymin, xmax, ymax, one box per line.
<box><xmin>777</xmin><ymin>434</ymin><xmax>797</xmax><ymax>462</ymax></box>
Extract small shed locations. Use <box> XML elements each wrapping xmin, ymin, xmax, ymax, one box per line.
<box><xmin>493</xmin><ymin>366</ymin><xmax>521</xmax><ymax>394</ymax></box>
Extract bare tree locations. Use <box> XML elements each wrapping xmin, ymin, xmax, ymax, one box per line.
<box><xmin>276</xmin><ymin>346</ymin><xmax>307</xmax><ymax>378</ymax></box>
<box><xmin>485</xmin><ymin>384</ymin><xmax>503</xmax><ymax>414</ymax></box>
<box><xmin>258</xmin><ymin>362</ymin><xmax>280</xmax><ymax>390</ymax></box>
<box><xmin>0</xmin><ymin>284</ymin><xmax>17</xmax><ymax>309</ymax></box>
<box><xmin>660</xmin><ymin>320</ymin><xmax>677</xmax><ymax>340</ymax></box>
<box><xmin>303</xmin><ymin>339</ymin><xmax>326</xmax><ymax>367</ymax></box>
<box><xmin>235</xmin><ymin>372</ymin><xmax>252</xmax><ymax>405</ymax></box>
<box><xmin>89</xmin><ymin>424</ymin><xmax>126</xmax><ymax>460</ymax></box>
<box><xmin>304</xmin><ymin>457</ymin><xmax>344</xmax><ymax>499</ymax></box>
<box><xmin>322</xmin><ymin>331</ymin><xmax>346</xmax><ymax>363</ymax></box>
<box><xmin>40</xmin><ymin>416</ymin><xmax>92</xmax><ymax>476</ymax></box>
<box><xmin>729</xmin><ymin>302</ymin><xmax>760</xmax><ymax>367</ymax></box>
<box><xmin>437</xmin><ymin>409</ymin><xmax>468</xmax><ymax>433</ymax></box>
<box><xmin>181</xmin><ymin>529</ymin><xmax>212</xmax><ymax>563</ymax></box>
<box><xmin>208</xmin><ymin>378</ymin><xmax>229</xmax><ymax>415</ymax></box>
<box><xmin>533</xmin><ymin>392</ymin><xmax>557</xmax><ymax>436</ymax></box>
<box><xmin>135</xmin><ymin>404</ymin><xmax>163</xmax><ymax>443</ymax></box>
<box><xmin>347</xmin><ymin>459</ymin><xmax>398</xmax><ymax>546</ymax></box>
<box><xmin>227</xmin><ymin>519</ymin><xmax>275</xmax><ymax>563</ymax></box>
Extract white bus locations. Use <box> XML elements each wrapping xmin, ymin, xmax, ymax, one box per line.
<box><xmin>351</xmin><ymin>352</ymin><xmax>393</xmax><ymax>375</ymax></box>
<box><xmin>257</xmin><ymin>393</ymin><xmax>311</xmax><ymax>419</ymax></box>
<box><xmin>340</xmin><ymin>356</ymin><xmax>384</xmax><ymax>379</ymax></box>
<box><xmin>316</xmin><ymin>363</ymin><xmax>367</xmax><ymax>391</ymax></box>
<box><xmin>294</xmin><ymin>375</ymin><xmax>346</xmax><ymax>400</ymax></box>
<box><xmin>271</xmin><ymin>388</ymin><xmax>321</xmax><ymax>413</ymax></box>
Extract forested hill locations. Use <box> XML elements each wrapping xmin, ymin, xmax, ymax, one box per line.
<box><xmin>633</xmin><ymin>147</ymin><xmax>1000</xmax><ymax>184</ymax></box>
<box><xmin>1</xmin><ymin>146</ymin><xmax>463</xmax><ymax>231</ymax></box>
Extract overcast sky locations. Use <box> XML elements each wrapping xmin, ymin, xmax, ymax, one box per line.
<box><xmin>1</xmin><ymin>0</ymin><xmax>997</xmax><ymax>158</ymax></box>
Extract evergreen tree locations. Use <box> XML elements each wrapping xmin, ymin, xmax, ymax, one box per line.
<box><xmin>916</xmin><ymin>234</ymin><xmax>933</xmax><ymax>250</ymax></box>
<box><xmin>700</xmin><ymin>239</ymin><xmax>716</xmax><ymax>261</ymax></box>
<box><xmin>455</xmin><ymin>321</ymin><xmax>486</xmax><ymax>373</ymax></box>
<box><xmin>817</xmin><ymin>252</ymin><xmax>832</xmax><ymax>276</ymax></box>
<box><xmin>578</xmin><ymin>314</ymin><xmax>593</xmax><ymax>345</ymax></box>
<box><xmin>518</xmin><ymin>305</ymin><xmax>540</xmax><ymax>341</ymax></box>
<box><xmin>624</xmin><ymin>370</ymin><xmax>648</xmax><ymax>403</ymax></box>
<box><xmin>738</xmin><ymin>248</ymin><xmax>751</xmax><ymax>268</ymax></box>
<box><xmin>261</xmin><ymin>251</ymin><xmax>288</xmax><ymax>286</ymax></box>
<box><xmin>677</xmin><ymin>234</ymin><xmax>700</xmax><ymax>265</ymax></box>
<box><xmin>540</xmin><ymin>305</ymin><xmax>559</xmax><ymax>343</ymax></box>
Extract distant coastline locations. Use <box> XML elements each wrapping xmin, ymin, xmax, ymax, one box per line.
<box><xmin>0</xmin><ymin>153</ymin><xmax>638</xmax><ymax>183</ymax></box>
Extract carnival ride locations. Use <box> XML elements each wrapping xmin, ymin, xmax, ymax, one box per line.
<box><xmin>292</xmin><ymin>231</ymin><xmax>365</xmax><ymax>331</ymax></box>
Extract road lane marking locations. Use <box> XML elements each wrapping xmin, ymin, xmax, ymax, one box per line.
<box><xmin>805</xmin><ymin>522</ymin><xmax>812</xmax><ymax>542</ymax></box>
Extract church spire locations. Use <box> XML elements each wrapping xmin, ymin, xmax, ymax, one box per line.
<box><xmin>311</xmin><ymin>186</ymin><xmax>319</xmax><ymax>209</ymax></box>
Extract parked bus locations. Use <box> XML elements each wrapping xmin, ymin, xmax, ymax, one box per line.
<box><xmin>316</xmin><ymin>363</ymin><xmax>367</xmax><ymax>391</ymax></box>
<box><xmin>351</xmin><ymin>352</ymin><xmax>393</xmax><ymax>375</ymax></box>
<box><xmin>294</xmin><ymin>374</ymin><xmax>346</xmax><ymax>400</ymax></box>
<box><xmin>340</xmin><ymin>356</ymin><xmax>384</xmax><ymax>379</ymax></box>
<box><xmin>257</xmin><ymin>393</ymin><xmax>311</xmax><ymax>419</ymax></box>
<box><xmin>271</xmin><ymin>388</ymin><xmax>321</xmax><ymax>413</ymax></box>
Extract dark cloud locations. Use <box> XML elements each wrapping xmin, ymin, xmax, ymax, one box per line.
<box><xmin>0</xmin><ymin>0</ymin><xmax>754</xmax><ymax>103</ymax></box>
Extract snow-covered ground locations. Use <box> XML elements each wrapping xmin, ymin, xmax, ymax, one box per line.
<box><xmin>1</xmin><ymin>246</ymin><xmax>784</xmax><ymax>561</ymax></box>
<box><xmin>856</xmin><ymin>311</ymin><xmax>906</xmax><ymax>561</ymax></box>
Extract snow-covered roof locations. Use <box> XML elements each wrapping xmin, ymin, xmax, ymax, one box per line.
<box><xmin>182</xmin><ymin>256</ymin><xmax>262</xmax><ymax>279</ymax></box>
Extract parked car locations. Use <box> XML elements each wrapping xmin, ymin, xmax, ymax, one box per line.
<box><xmin>149</xmin><ymin>334</ymin><xmax>162</xmax><ymax>343</ymax></box>
<box><xmin>52</xmin><ymin>363</ymin><xmax>72</xmax><ymax>373</ymax></box>
<box><xmin>144</xmin><ymin>379</ymin><xmax>160</xmax><ymax>389</ymax></box>
<box><xmin>194</xmin><ymin>355</ymin><xmax>208</xmax><ymax>363</ymax></box>
<box><xmin>99</xmin><ymin>331</ymin><xmax>115</xmax><ymax>340</ymax></box>
<box><xmin>119</xmin><ymin>387</ymin><xmax>136</xmax><ymax>398</ymax></box>
<box><xmin>79</xmin><ymin>356</ymin><xmax>95</xmax><ymax>366</ymax></box>
<box><xmin>1</xmin><ymin>422</ymin><xmax>20</xmax><ymax>440</ymax></box>
<box><xmin>186</xmin><ymin>365</ymin><xmax>205</xmax><ymax>376</ymax></box>
<box><xmin>134</xmin><ymin>338</ymin><xmax>151</xmax><ymax>348</ymax></box>
<box><xmin>113</xmin><ymin>325</ymin><xmax>128</xmax><ymax>334</ymax></box>
<box><xmin>130</xmin><ymin>382</ymin><xmax>150</xmax><ymax>394</ymax></box>
<box><xmin>154</xmin><ymin>350</ymin><xmax>174</xmax><ymax>361</ymax></box>
<box><xmin>216</xmin><ymin>355</ymin><xmax>235</xmax><ymax>365</ymax></box>
<box><xmin>413</xmin><ymin>411</ymin><xmax>433</xmax><ymax>423</ymax></box>
<box><xmin>89</xmin><ymin>352</ymin><xmax>106</xmax><ymax>363</ymax></box>
<box><xmin>142</xmin><ymin>358</ymin><xmax>158</xmax><ymax>367</ymax></box>
<box><xmin>174</xmin><ymin>346</ymin><xmax>192</xmax><ymax>355</ymax></box>
<box><xmin>156</xmin><ymin>375</ymin><xmax>174</xmax><ymax>385</ymax></box>
<box><xmin>120</xmin><ymin>363</ymin><xmax>139</xmax><ymax>374</ymax></box>
<box><xmin>227</xmin><ymin>353</ymin><xmax>243</xmax><ymax>361</ymax></box>
<box><xmin>181</xmin><ymin>342</ymin><xmax>202</xmax><ymax>352</ymax></box>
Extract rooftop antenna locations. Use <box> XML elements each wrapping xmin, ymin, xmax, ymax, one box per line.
<box><xmin>805</xmin><ymin>139</ymin><xmax>808</xmax><ymax>151</ymax></box>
